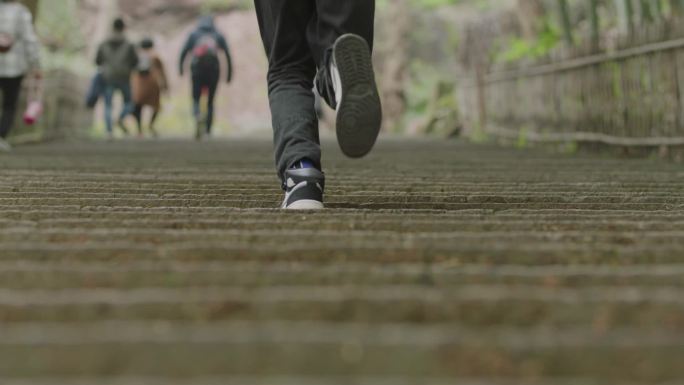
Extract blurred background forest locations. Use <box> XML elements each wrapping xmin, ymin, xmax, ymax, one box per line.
<box><xmin>18</xmin><ymin>0</ymin><xmax>684</xmax><ymax>142</ymax></box>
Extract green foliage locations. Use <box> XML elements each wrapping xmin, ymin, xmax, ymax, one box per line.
<box><xmin>516</xmin><ymin>126</ymin><xmax>529</xmax><ymax>149</ymax></box>
<box><xmin>403</xmin><ymin>60</ymin><xmax>461</xmax><ymax>136</ymax></box>
<box><xmin>36</xmin><ymin>0</ymin><xmax>84</xmax><ymax>53</ymax></box>
<box><xmin>201</xmin><ymin>0</ymin><xmax>253</xmax><ymax>13</ymax></box>
<box><xmin>497</xmin><ymin>20</ymin><xmax>561</xmax><ymax>63</ymax></box>
<box><xmin>560</xmin><ymin>141</ymin><xmax>578</xmax><ymax>154</ymax></box>
<box><xmin>377</xmin><ymin>0</ymin><xmax>467</xmax><ymax>10</ymax></box>
<box><xmin>34</xmin><ymin>0</ymin><xmax>92</xmax><ymax>71</ymax></box>
<box><xmin>405</xmin><ymin>61</ymin><xmax>444</xmax><ymax>119</ymax></box>
<box><xmin>608</xmin><ymin>62</ymin><xmax>623</xmax><ymax>98</ymax></box>
<box><xmin>423</xmin><ymin>81</ymin><xmax>460</xmax><ymax>136</ymax></box>
<box><xmin>469</xmin><ymin>125</ymin><xmax>491</xmax><ymax>143</ymax></box>
<box><xmin>410</xmin><ymin>0</ymin><xmax>463</xmax><ymax>8</ymax></box>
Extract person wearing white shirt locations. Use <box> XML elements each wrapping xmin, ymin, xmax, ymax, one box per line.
<box><xmin>0</xmin><ymin>0</ymin><xmax>41</xmax><ymax>151</ymax></box>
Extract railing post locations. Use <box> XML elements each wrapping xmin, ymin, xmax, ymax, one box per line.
<box><xmin>676</xmin><ymin>47</ymin><xmax>684</xmax><ymax>135</ymax></box>
<box><xmin>476</xmin><ymin>65</ymin><xmax>488</xmax><ymax>133</ymax></box>
<box><xmin>558</xmin><ymin>0</ymin><xmax>575</xmax><ymax>45</ymax></box>
<box><xmin>615</xmin><ymin>0</ymin><xmax>636</xmax><ymax>36</ymax></box>
<box><xmin>589</xmin><ymin>0</ymin><xmax>601</xmax><ymax>51</ymax></box>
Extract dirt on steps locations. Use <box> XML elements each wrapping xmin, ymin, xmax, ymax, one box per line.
<box><xmin>0</xmin><ymin>138</ymin><xmax>683</xmax><ymax>384</ymax></box>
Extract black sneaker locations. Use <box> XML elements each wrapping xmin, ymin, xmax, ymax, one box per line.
<box><xmin>281</xmin><ymin>167</ymin><xmax>325</xmax><ymax>210</ymax></box>
<box><xmin>327</xmin><ymin>34</ymin><xmax>383</xmax><ymax>159</ymax></box>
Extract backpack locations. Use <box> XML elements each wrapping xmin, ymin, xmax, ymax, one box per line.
<box><xmin>191</xmin><ymin>33</ymin><xmax>219</xmax><ymax>69</ymax></box>
<box><xmin>101</xmin><ymin>42</ymin><xmax>133</xmax><ymax>83</ymax></box>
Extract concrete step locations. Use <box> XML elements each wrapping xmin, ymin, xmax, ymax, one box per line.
<box><xmin>1</xmin><ymin>139</ymin><xmax>683</xmax><ymax>382</ymax></box>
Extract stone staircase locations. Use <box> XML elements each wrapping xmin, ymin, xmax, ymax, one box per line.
<box><xmin>0</xmin><ymin>138</ymin><xmax>683</xmax><ymax>384</ymax></box>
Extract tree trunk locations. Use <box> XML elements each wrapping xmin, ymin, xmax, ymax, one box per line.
<box><xmin>589</xmin><ymin>0</ymin><xmax>600</xmax><ymax>50</ymax></box>
<box><xmin>558</xmin><ymin>0</ymin><xmax>574</xmax><ymax>45</ymax></box>
<box><xmin>516</xmin><ymin>0</ymin><xmax>545</xmax><ymax>40</ymax></box>
<box><xmin>672</xmin><ymin>0</ymin><xmax>684</xmax><ymax>16</ymax></box>
<box><xmin>88</xmin><ymin>0</ymin><xmax>119</xmax><ymax>58</ymax></box>
<box><xmin>379</xmin><ymin>0</ymin><xmax>411</xmax><ymax>131</ymax></box>
<box><xmin>639</xmin><ymin>0</ymin><xmax>654</xmax><ymax>23</ymax></box>
<box><xmin>615</xmin><ymin>0</ymin><xmax>635</xmax><ymax>35</ymax></box>
<box><xmin>653</xmin><ymin>0</ymin><xmax>663</xmax><ymax>19</ymax></box>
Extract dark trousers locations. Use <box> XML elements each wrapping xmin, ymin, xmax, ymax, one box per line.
<box><xmin>103</xmin><ymin>81</ymin><xmax>133</xmax><ymax>134</ymax></box>
<box><xmin>133</xmin><ymin>105</ymin><xmax>159</xmax><ymax>136</ymax></box>
<box><xmin>0</xmin><ymin>76</ymin><xmax>24</xmax><ymax>139</ymax></box>
<box><xmin>192</xmin><ymin>68</ymin><xmax>219</xmax><ymax>134</ymax></box>
<box><xmin>254</xmin><ymin>0</ymin><xmax>375</xmax><ymax>181</ymax></box>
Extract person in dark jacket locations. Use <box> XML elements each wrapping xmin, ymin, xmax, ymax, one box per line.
<box><xmin>96</xmin><ymin>18</ymin><xmax>138</xmax><ymax>140</ymax></box>
<box><xmin>179</xmin><ymin>15</ymin><xmax>233</xmax><ymax>140</ymax></box>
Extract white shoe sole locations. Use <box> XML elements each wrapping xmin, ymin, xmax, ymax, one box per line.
<box><xmin>284</xmin><ymin>200</ymin><xmax>325</xmax><ymax>211</ymax></box>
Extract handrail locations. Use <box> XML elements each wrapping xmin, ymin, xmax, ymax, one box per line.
<box><xmin>486</xmin><ymin>125</ymin><xmax>684</xmax><ymax>146</ymax></box>
<box><xmin>483</xmin><ymin>37</ymin><xmax>684</xmax><ymax>84</ymax></box>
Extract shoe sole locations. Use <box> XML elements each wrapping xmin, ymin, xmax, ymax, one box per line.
<box><xmin>333</xmin><ymin>34</ymin><xmax>383</xmax><ymax>159</ymax></box>
<box><xmin>284</xmin><ymin>200</ymin><xmax>325</xmax><ymax>211</ymax></box>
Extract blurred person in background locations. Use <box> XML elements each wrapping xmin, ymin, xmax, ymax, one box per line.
<box><xmin>0</xmin><ymin>0</ymin><xmax>41</xmax><ymax>152</ymax></box>
<box><xmin>131</xmin><ymin>38</ymin><xmax>168</xmax><ymax>138</ymax></box>
<box><xmin>96</xmin><ymin>18</ymin><xmax>138</xmax><ymax>140</ymax></box>
<box><xmin>254</xmin><ymin>0</ymin><xmax>382</xmax><ymax>210</ymax></box>
<box><xmin>179</xmin><ymin>15</ymin><xmax>233</xmax><ymax>140</ymax></box>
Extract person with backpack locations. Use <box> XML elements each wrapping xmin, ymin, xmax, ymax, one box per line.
<box><xmin>131</xmin><ymin>38</ymin><xmax>168</xmax><ymax>138</ymax></box>
<box><xmin>254</xmin><ymin>0</ymin><xmax>382</xmax><ymax>209</ymax></box>
<box><xmin>179</xmin><ymin>15</ymin><xmax>233</xmax><ymax>140</ymax></box>
<box><xmin>96</xmin><ymin>18</ymin><xmax>139</xmax><ymax>140</ymax></box>
<box><xmin>0</xmin><ymin>0</ymin><xmax>41</xmax><ymax>152</ymax></box>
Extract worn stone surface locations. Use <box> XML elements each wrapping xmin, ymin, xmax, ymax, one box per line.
<box><xmin>0</xmin><ymin>138</ymin><xmax>683</xmax><ymax>384</ymax></box>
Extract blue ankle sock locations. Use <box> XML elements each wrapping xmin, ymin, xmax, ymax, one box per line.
<box><xmin>293</xmin><ymin>159</ymin><xmax>316</xmax><ymax>169</ymax></box>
